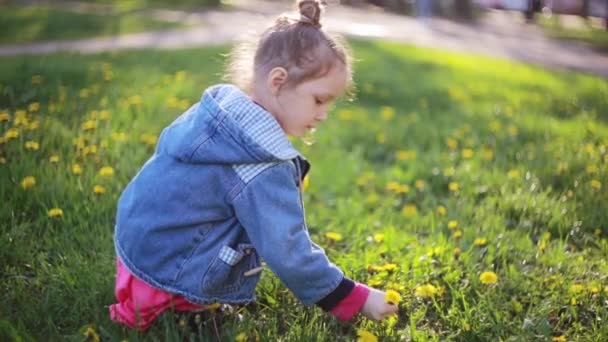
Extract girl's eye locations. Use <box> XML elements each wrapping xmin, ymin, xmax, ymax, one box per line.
<box><xmin>315</xmin><ymin>98</ymin><xmax>323</xmax><ymax>105</ymax></box>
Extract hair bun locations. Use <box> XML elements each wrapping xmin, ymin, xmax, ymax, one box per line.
<box><xmin>298</xmin><ymin>0</ymin><xmax>322</xmax><ymax>28</ymax></box>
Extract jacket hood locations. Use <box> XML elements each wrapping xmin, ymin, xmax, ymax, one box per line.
<box><xmin>157</xmin><ymin>84</ymin><xmax>301</xmax><ymax>165</ymax></box>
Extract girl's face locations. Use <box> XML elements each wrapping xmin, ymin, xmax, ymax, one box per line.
<box><xmin>272</xmin><ymin>64</ymin><xmax>348</xmax><ymax>137</ymax></box>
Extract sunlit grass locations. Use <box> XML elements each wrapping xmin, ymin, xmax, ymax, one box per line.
<box><xmin>0</xmin><ymin>5</ymin><xmax>183</xmax><ymax>45</ymax></box>
<box><xmin>1</xmin><ymin>40</ymin><xmax>607</xmax><ymax>341</ymax></box>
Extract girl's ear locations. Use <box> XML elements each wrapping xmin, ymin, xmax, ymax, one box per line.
<box><xmin>267</xmin><ymin>67</ymin><xmax>288</xmax><ymax>96</ymax></box>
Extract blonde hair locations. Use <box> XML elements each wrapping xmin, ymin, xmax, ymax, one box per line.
<box><xmin>225</xmin><ymin>0</ymin><xmax>354</xmax><ymax>95</ymax></box>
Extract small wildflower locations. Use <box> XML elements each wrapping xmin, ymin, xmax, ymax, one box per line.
<box><xmin>83</xmin><ymin>326</ymin><xmax>100</xmax><ymax>342</ymax></box>
<box><xmin>474</xmin><ymin>238</ymin><xmax>487</xmax><ymax>247</ymax></box>
<box><xmin>72</xmin><ymin>164</ymin><xmax>82</xmax><ymax>175</ymax></box>
<box><xmin>448</xmin><ymin>182</ymin><xmax>460</xmax><ymax>191</ymax></box>
<box><xmin>590</xmin><ymin>180</ymin><xmax>601</xmax><ymax>190</ymax></box>
<box><xmin>415</xmin><ymin>284</ymin><xmax>438</xmax><ymax>298</ymax></box>
<box><xmin>381</xmin><ymin>106</ymin><xmax>395</xmax><ymax>121</ymax></box>
<box><xmin>446</xmin><ymin>137</ymin><xmax>458</xmax><ymax>150</ymax></box>
<box><xmin>586</xmin><ymin>165</ymin><xmax>598</xmax><ymax>174</ymax></box>
<box><xmin>93</xmin><ymin>185</ymin><xmax>106</xmax><ymax>194</ymax></box>
<box><xmin>402</xmin><ymin>204</ymin><xmax>418</xmax><ymax>218</ymax></box>
<box><xmin>415</xmin><ymin>179</ymin><xmax>425</xmax><ymax>190</ymax></box>
<box><xmin>48</xmin><ymin>208</ymin><xmax>64</xmax><ymax>218</ymax></box>
<box><xmin>301</xmin><ymin>176</ymin><xmax>310</xmax><ymax>191</ymax></box>
<box><xmin>25</xmin><ymin>141</ymin><xmax>39</xmax><ymax>151</ymax></box>
<box><xmin>99</xmin><ymin>166</ymin><xmax>114</xmax><ymax>177</ymax></box>
<box><xmin>99</xmin><ymin>110</ymin><xmax>111</xmax><ymax>120</ymax></box>
<box><xmin>111</xmin><ymin>131</ymin><xmax>128</xmax><ymax>143</ymax></box>
<box><xmin>552</xmin><ymin>336</ymin><xmax>566</xmax><ymax>342</ymax></box>
<box><xmin>453</xmin><ymin>230</ymin><xmax>463</xmax><ymax>239</ymax></box>
<box><xmin>27</xmin><ymin>120</ymin><xmax>40</xmax><ymax>130</ymax></box>
<box><xmin>507</xmin><ymin>170</ymin><xmax>520</xmax><ymax>179</ymax></box>
<box><xmin>140</xmin><ymin>133</ymin><xmax>158</xmax><ymax>146</ymax></box>
<box><xmin>235</xmin><ymin>333</ymin><xmax>247</xmax><ymax>342</ymax></box>
<box><xmin>0</xmin><ymin>111</ymin><xmax>9</xmax><ymax>122</ymax></box>
<box><xmin>437</xmin><ymin>205</ymin><xmax>447</xmax><ymax>216</ymax></box>
<box><xmin>479</xmin><ymin>271</ymin><xmax>498</xmax><ymax>285</ymax></box>
<box><xmin>385</xmin><ymin>289</ymin><xmax>401</xmax><ymax>305</ymax></box>
<box><xmin>325</xmin><ymin>232</ymin><xmax>342</xmax><ymax>242</ymax></box>
<box><xmin>357</xmin><ymin>330</ymin><xmax>377</xmax><ymax>342</ymax></box>
<box><xmin>373</xmin><ymin>233</ymin><xmax>385</xmax><ymax>243</ymax></box>
<box><xmin>49</xmin><ymin>155</ymin><xmax>59</xmax><ymax>163</ymax></box>
<box><xmin>21</xmin><ymin>176</ymin><xmax>36</xmax><ymax>189</ymax></box>
<box><xmin>448</xmin><ymin>220</ymin><xmax>458</xmax><ymax>230</ymax></box>
<box><xmin>81</xmin><ymin>120</ymin><xmax>97</xmax><ymax>131</ymax></box>
<box><xmin>0</xmin><ymin>157</ymin><xmax>6</xmax><ymax>164</ymax></box>
<box><xmin>481</xmin><ymin>147</ymin><xmax>494</xmax><ymax>160</ymax></box>
<box><xmin>570</xmin><ymin>284</ymin><xmax>584</xmax><ymax>294</ymax></box>
<box><xmin>395</xmin><ymin>149</ymin><xmax>416</xmax><ymax>161</ymax></box>
<box><xmin>4</xmin><ymin>128</ymin><xmax>19</xmax><ymax>139</ymax></box>
<box><xmin>461</xmin><ymin>149</ymin><xmax>474</xmax><ymax>159</ymax></box>
<box><xmin>28</xmin><ymin>102</ymin><xmax>40</xmax><ymax>112</ymax></box>
<box><xmin>453</xmin><ymin>247</ymin><xmax>462</xmax><ymax>259</ymax></box>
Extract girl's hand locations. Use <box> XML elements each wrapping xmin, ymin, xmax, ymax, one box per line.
<box><xmin>360</xmin><ymin>287</ymin><xmax>398</xmax><ymax>320</ymax></box>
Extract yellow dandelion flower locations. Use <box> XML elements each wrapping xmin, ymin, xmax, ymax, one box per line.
<box><xmin>49</xmin><ymin>155</ymin><xmax>59</xmax><ymax>163</ymax></box>
<box><xmin>81</xmin><ymin>120</ymin><xmax>97</xmax><ymax>131</ymax></box>
<box><xmin>72</xmin><ymin>164</ymin><xmax>82</xmax><ymax>175</ymax></box>
<box><xmin>381</xmin><ymin>263</ymin><xmax>398</xmax><ymax>272</ymax></box>
<box><xmin>373</xmin><ymin>233</ymin><xmax>385</xmax><ymax>243</ymax></box>
<box><xmin>489</xmin><ymin>120</ymin><xmax>502</xmax><ymax>133</ymax></box>
<box><xmin>552</xmin><ymin>336</ymin><xmax>566</xmax><ymax>342</ymax></box>
<box><xmin>83</xmin><ymin>326</ymin><xmax>100</xmax><ymax>342</ymax></box>
<box><xmin>415</xmin><ymin>179</ymin><xmax>425</xmax><ymax>190</ymax></box>
<box><xmin>93</xmin><ymin>185</ymin><xmax>106</xmax><ymax>194</ymax></box>
<box><xmin>83</xmin><ymin>145</ymin><xmax>98</xmax><ymax>156</ymax></box>
<box><xmin>402</xmin><ymin>204</ymin><xmax>418</xmax><ymax>218</ymax></box>
<box><xmin>446</xmin><ymin>137</ymin><xmax>458</xmax><ymax>150</ymax></box>
<box><xmin>453</xmin><ymin>247</ymin><xmax>462</xmax><ymax>259</ymax></box>
<box><xmin>481</xmin><ymin>147</ymin><xmax>494</xmax><ymax>160</ymax></box>
<box><xmin>474</xmin><ymin>238</ymin><xmax>487</xmax><ymax>247</ymax></box>
<box><xmin>28</xmin><ymin>102</ymin><xmax>40</xmax><ymax>113</ymax></box>
<box><xmin>301</xmin><ymin>176</ymin><xmax>310</xmax><ymax>191</ymax></box>
<box><xmin>235</xmin><ymin>332</ymin><xmax>247</xmax><ymax>342</ymax></box>
<box><xmin>507</xmin><ymin>170</ymin><xmax>520</xmax><ymax>179</ymax></box>
<box><xmin>99</xmin><ymin>166</ymin><xmax>115</xmax><ymax>177</ymax></box>
<box><xmin>395</xmin><ymin>149</ymin><xmax>416</xmax><ymax>161</ymax></box>
<box><xmin>366</xmin><ymin>192</ymin><xmax>379</xmax><ymax>204</ymax></box>
<box><xmin>570</xmin><ymin>284</ymin><xmax>584</xmax><ymax>294</ymax></box>
<box><xmin>357</xmin><ymin>330</ymin><xmax>377</xmax><ymax>342</ymax></box>
<box><xmin>396</xmin><ymin>184</ymin><xmax>410</xmax><ymax>194</ymax></box>
<box><xmin>140</xmin><ymin>133</ymin><xmax>158</xmax><ymax>146</ymax></box>
<box><xmin>381</xmin><ymin>106</ymin><xmax>395</xmax><ymax>121</ymax></box>
<box><xmin>453</xmin><ymin>230</ymin><xmax>463</xmax><ymax>239</ymax></box>
<box><xmin>25</xmin><ymin>141</ymin><xmax>39</xmax><ymax>151</ymax></box>
<box><xmin>325</xmin><ymin>232</ymin><xmax>342</xmax><ymax>242</ymax></box>
<box><xmin>385</xmin><ymin>289</ymin><xmax>402</xmax><ymax>304</ymax></box>
<box><xmin>462</xmin><ymin>149</ymin><xmax>474</xmax><ymax>159</ymax></box>
<box><xmin>0</xmin><ymin>137</ymin><xmax>6</xmax><ymax>144</ymax></box>
<box><xmin>0</xmin><ymin>111</ymin><xmax>9</xmax><ymax>122</ymax></box>
<box><xmin>31</xmin><ymin>75</ymin><xmax>43</xmax><ymax>85</ymax></box>
<box><xmin>586</xmin><ymin>165</ymin><xmax>598</xmax><ymax>174</ymax></box>
<box><xmin>5</xmin><ymin>128</ymin><xmax>19</xmax><ymax>139</ymax></box>
<box><xmin>449</xmin><ymin>182</ymin><xmax>460</xmax><ymax>191</ymax></box>
<box><xmin>26</xmin><ymin>120</ymin><xmax>39</xmax><ymax>131</ymax></box>
<box><xmin>99</xmin><ymin>110</ymin><xmax>111</xmax><ymax>120</ymax></box>
<box><xmin>111</xmin><ymin>131</ymin><xmax>128</xmax><ymax>143</ymax></box>
<box><xmin>479</xmin><ymin>271</ymin><xmax>498</xmax><ymax>285</ymax></box>
<box><xmin>437</xmin><ymin>205</ymin><xmax>447</xmax><ymax>216</ymax></box>
<box><xmin>48</xmin><ymin>208</ymin><xmax>64</xmax><ymax>218</ymax></box>
<box><xmin>443</xmin><ymin>167</ymin><xmax>455</xmax><ymax>177</ymax></box>
<box><xmin>415</xmin><ymin>284</ymin><xmax>438</xmax><ymax>298</ymax></box>
<box><xmin>447</xmin><ymin>220</ymin><xmax>458</xmax><ymax>230</ymax></box>
<box><xmin>590</xmin><ymin>180</ymin><xmax>601</xmax><ymax>190</ymax></box>
<box><xmin>21</xmin><ymin>176</ymin><xmax>36</xmax><ymax>189</ymax></box>
<box><xmin>385</xmin><ymin>181</ymin><xmax>400</xmax><ymax>191</ymax></box>
<box><xmin>0</xmin><ymin>157</ymin><xmax>6</xmax><ymax>164</ymax></box>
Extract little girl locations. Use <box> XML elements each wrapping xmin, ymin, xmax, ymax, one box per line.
<box><xmin>110</xmin><ymin>0</ymin><xmax>397</xmax><ymax>330</ymax></box>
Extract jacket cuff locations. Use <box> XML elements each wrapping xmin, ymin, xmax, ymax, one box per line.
<box><xmin>315</xmin><ymin>277</ymin><xmax>355</xmax><ymax>311</ymax></box>
<box><xmin>329</xmin><ymin>283</ymin><xmax>370</xmax><ymax>321</ymax></box>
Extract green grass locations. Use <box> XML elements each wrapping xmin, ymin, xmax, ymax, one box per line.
<box><xmin>539</xmin><ymin>15</ymin><xmax>608</xmax><ymax>52</ymax></box>
<box><xmin>0</xmin><ymin>5</ymin><xmax>184</xmax><ymax>45</ymax></box>
<box><xmin>1</xmin><ymin>40</ymin><xmax>608</xmax><ymax>341</ymax></box>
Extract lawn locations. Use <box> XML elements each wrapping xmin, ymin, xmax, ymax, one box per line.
<box><xmin>1</xmin><ymin>40</ymin><xmax>607</xmax><ymax>341</ymax></box>
<box><xmin>0</xmin><ymin>5</ymin><xmax>184</xmax><ymax>45</ymax></box>
<box><xmin>538</xmin><ymin>15</ymin><xmax>608</xmax><ymax>52</ymax></box>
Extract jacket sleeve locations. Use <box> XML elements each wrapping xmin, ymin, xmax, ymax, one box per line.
<box><xmin>231</xmin><ymin>161</ymin><xmax>354</xmax><ymax>307</ymax></box>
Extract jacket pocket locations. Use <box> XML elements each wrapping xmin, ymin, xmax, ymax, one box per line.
<box><xmin>201</xmin><ymin>244</ymin><xmax>262</xmax><ymax>295</ymax></box>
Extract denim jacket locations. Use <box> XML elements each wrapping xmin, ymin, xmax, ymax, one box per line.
<box><xmin>114</xmin><ymin>84</ymin><xmax>353</xmax><ymax>308</ymax></box>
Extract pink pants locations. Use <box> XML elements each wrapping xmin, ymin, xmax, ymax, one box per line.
<box><xmin>109</xmin><ymin>258</ymin><xmax>205</xmax><ymax>330</ymax></box>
